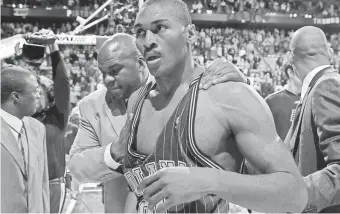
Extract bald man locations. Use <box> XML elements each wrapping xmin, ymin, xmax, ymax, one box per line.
<box><xmin>107</xmin><ymin>0</ymin><xmax>307</xmax><ymax>213</ymax></box>
<box><xmin>68</xmin><ymin>34</ymin><xmax>145</xmax><ymax>213</ymax></box>
<box><xmin>68</xmin><ymin>33</ymin><xmax>246</xmax><ymax>212</ymax></box>
<box><xmin>284</xmin><ymin>26</ymin><xmax>340</xmax><ymax>212</ymax></box>
<box><xmin>1</xmin><ymin>66</ymin><xmax>50</xmax><ymax>213</ymax></box>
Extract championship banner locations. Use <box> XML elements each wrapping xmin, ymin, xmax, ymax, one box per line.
<box><xmin>55</xmin><ymin>34</ymin><xmax>97</xmax><ymax>45</ymax></box>
<box><xmin>13</xmin><ymin>8</ymin><xmax>30</xmax><ymax>16</ymax></box>
<box><xmin>0</xmin><ymin>34</ymin><xmax>109</xmax><ymax>60</ymax></box>
<box><xmin>313</xmin><ymin>17</ymin><xmax>340</xmax><ymax>25</ymax></box>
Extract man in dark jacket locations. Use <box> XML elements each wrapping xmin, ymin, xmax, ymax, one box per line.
<box><xmin>30</xmin><ymin>29</ymin><xmax>71</xmax><ymax>214</ymax></box>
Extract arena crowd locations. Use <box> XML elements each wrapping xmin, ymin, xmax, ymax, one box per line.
<box><xmin>1</xmin><ymin>0</ymin><xmax>340</xmax><ymax>213</ymax></box>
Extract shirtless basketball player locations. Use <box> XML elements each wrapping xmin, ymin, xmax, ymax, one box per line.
<box><xmin>108</xmin><ymin>0</ymin><xmax>308</xmax><ymax>213</ymax></box>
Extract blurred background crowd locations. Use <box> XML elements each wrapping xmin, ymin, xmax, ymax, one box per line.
<box><xmin>190</xmin><ymin>0</ymin><xmax>340</xmax><ymax>18</ymax></box>
<box><xmin>1</xmin><ymin>0</ymin><xmax>340</xmax><ymax>103</ymax></box>
<box><xmin>1</xmin><ymin>0</ymin><xmax>340</xmax><ymax>212</ymax></box>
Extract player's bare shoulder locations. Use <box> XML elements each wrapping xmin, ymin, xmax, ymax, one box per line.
<box><xmin>206</xmin><ymin>82</ymin><xmax>264</xmax><ymax>106</ymax></box>
<box><xmin>199</xmin><ymin>81</ymin><xmax>275</xmax><ymax>130</ymax></box>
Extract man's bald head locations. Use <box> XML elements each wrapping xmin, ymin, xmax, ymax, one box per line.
<box><xmin>138</xmin><ymin>0</ymin><xmax>192</xmax><ymax>27</ymax></box>
<box><xmin>97</xmin><ymin>33</ymin><xmax>142</xmax><ymax>67</ymax></box>
<box><xmin>1</xmin><ymin>65</ymin><xmax>36</xmax><ymax>103</ymax></box>
<box><xmin>288</xmin><ymin>26</ymin><xmax>333</xmax><ymax>81</ymax></box>
<box><xmin>290</xmin><ymin>26</ymin><xmax>330</xmax><ymax>60</ymax></box>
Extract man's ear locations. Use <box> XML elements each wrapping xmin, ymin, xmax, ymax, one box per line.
<box><xmin>287</xmin><ymin>68</ymin><xmax>294</xmax><ymax>78</ymax></box>
<box><xmin>11</xmin><ymin>92</ymin><xmax>20</xmax><ymax>105</ymax></box>
<box><xmin>186</xmin><ymin>24</ymin><xmax>197</xmax><ymax>45</ymax></box>
<box><xmin>137</xmin><ymin>56</ymin><xmax>146</xmax><ymax>72</ymax></box>
<box><xmin>327</xmin><ymin>47</ymin><xmax>334</xmax><ymax>65</ymax></box>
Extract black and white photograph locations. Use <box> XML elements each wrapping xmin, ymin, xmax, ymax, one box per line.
<box><xmin>1</xmin><ymin>0</ymin><xmax>340</xmax><ymax>213</ymax></box>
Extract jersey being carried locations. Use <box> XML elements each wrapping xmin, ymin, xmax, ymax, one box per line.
<box><xmin>122</xmin><ymin>75</ymin><xmax>229</xmax><ymax>213</ymax></box>
<box><xmin>265</xmin><ymin>88</ymin><xmax>301</xmax><ymax>141</ymax></box>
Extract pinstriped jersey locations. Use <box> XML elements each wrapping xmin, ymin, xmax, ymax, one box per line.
<box><xmin>122</xmin><ymin>75</ymin><xmax>229</xmax><ymax>213</ymax></box>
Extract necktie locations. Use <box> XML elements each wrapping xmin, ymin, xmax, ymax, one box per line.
<box><xmin>289</xmin><ymin>102</ymin><xmax>303</xmax><ymax>151</ymax></box>
<box><xmin>291</xmin><ymin>102</ymin><xmax>302</xmax><ymax>130</ymax></box>
<box><xmin>18</xmin><ymin>125</ymin><xmax>29</xmax><ymax>177</ymax></box>
<box><xmin>124</xmin><ymin>99</ymin><xmax>128</xmax><ymax>108</ymax></box>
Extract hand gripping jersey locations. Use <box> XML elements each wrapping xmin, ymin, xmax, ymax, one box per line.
<box><xmin>123</xmin><ymin>75</ymin><xmax>245</xmax><ymax>213</ymax></box>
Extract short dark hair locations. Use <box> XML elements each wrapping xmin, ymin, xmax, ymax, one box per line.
<box><xmin>283</xmin><ymin>64</ymin><xmax>293</xmax><ymax>79</ymax></box>
<box><xmin>1</xmin><ymin>65</ymin><xmax>34</xmax><ymax>103</ymax></box>
<box><xmin>264</xmin><ymin>71</ymin><xmax>273</xmax><ymax>79</ymax></box>
<box><xmin>139</xmin><ymin>0</ymin><xmax>192</xmax><ymax>26</ymax></box>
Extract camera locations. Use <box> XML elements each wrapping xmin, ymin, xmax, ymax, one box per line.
<box><xmin>20</xmin><ymin>34</ymin><xmax>47</xmax><ymax>65</ymax></box>
<box><xmin>22</xmin><ymin>43</ymin><xmax>45</xmax><ymax>62</ymax></box>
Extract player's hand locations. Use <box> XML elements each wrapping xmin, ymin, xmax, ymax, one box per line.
<box><xmin>24</xmin><ymin>29</ymin><xmax>57</xmax><ymax>45</ymax></box>
<box><xmin>110</xmin><ymin>113</ymin><xmax>134</xmax><ymax>161</ymax></box>
<box><xmin>138</xmin><ymin>167</ymin><xmax>209</xmax><ymax>213</ymax></box>
<box><xmin>38</xmin><ymin>75</ymin><xmax>53</xmax><ymax>89</ymax></box>
<box><xmin>199</xmin><ymin>58</ymin><xmax>248</xmax><ymax>90</ymax></box>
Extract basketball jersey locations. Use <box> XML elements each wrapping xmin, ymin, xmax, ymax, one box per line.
<box><xmin>122</xmin><ymin>75</ymin><xmax>230</xmax><ymax>213</ymax></box>
<box><xmin>265</xmin><ymin>89</ymin><xmax>301</xmax><ymax>141</ymax></box>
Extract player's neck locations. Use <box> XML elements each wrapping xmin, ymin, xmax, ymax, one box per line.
<box><xmin>155</xmin><ymin>56</ymin><xmax>201</xmax><ymax>98</ymax></box>
<box><xmin>286</xmin><ymin>80</ymin><xmax>301</xmax><ymax>95</ymax></box>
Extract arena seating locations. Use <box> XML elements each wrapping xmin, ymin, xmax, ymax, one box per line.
<box><xmin>1</xmin><ymin>0</ymin><xmax>340</xmax><ymax>100</ymax></box>
<box><xmin>189</xmin><ymin>0</ymin><xmax>340</xmax><ymax>18</ymax></box>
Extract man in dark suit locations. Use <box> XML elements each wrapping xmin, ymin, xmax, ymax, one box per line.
<box><xmin>284</xmin><ymin>26</ymin><xmax>340</xmax><ymax>212</ymax></box>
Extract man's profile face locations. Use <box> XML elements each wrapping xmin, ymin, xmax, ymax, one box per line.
<box><xmin>36</xmin><ymin>76</ymin><xmax>53</xmax><ymax>111</ymax></box>
<box><xmin>288</xmin><ymin>68</ymin><xmax>302</xmax><ymax>87</ymax></box>
<box><xmin>20</xmin><ymin>75</ymin><xmax>41</xmax><ymax>116</ymax></box>
<box><xmin>36</xmin><ymin>88</ymin><xmax>49</xmax><ymax>112</ymax></box>
<box><xmin>99</xmin><ymin>56</ymin><xmax>142</xmax><ymax>100</ymax></box>
<box><xmin>134</xmin><ymin>4</ymin><xmax>188</xmax><ymax>77</ymax></box>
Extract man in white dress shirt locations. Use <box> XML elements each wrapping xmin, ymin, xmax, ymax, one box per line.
<box><xmin>284</xmin><ymin>26</ymin><xmax>340</xmax><ymax>212</ymax></box>
<box><xmin>1</xmin><ymin>65</ymin><xmax>50</xmax><ymax>213</ymax></box>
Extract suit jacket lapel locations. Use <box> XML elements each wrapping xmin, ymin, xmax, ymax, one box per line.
<box><xmin>1</xmin><ymin>118</ymin><xmax>27</xmax><ymax>180</ymax></box>
<box><xmin>288</xmin><ymin>66</ymin><xmax>333</xmax><ymax>158</ymax></box>
<box><xmin>104</xmin><ymin>100</ymin><xmax>127</xmax><ymax>136</ymax></box>
<box><xmin>289</xmin><ymin>92</ymin><xmax>309</xmax><ymax>153</ymax></box>
<box><xmin>23</xmin><ymin>119</ymin><xmax>38</xmax><ymax>189</ymax></box>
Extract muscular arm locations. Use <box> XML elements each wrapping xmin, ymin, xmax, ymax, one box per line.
<box><xmin>49</xmin><ymin>44</ymin><xmax>70</xmax><ymax>129</ymax></box>
<box><xmin>205</xmin><ymin>82</ymin><xmax>308</xmax><ymax>212</ymax></box>
<box><xmin>304</xmin><ymin>78</ymin><xmax>340</xmax><ymax>212</ymax></box>
<box><xmin>68</xmin><ymin>103</ymin><xmax>122</xmax><ymax>183</ymax></box>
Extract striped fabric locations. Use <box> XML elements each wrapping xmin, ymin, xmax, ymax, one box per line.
<box><xmin>122</xmin><ymin>74</ymin><xmax>229</xmax><ymax>213</ymax></box>
<box><xmin>18</xmin><ymin>125</ymin><xmax>29</xmax><ymax>177</ymax></box>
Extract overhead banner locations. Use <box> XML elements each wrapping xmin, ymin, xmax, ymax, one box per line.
<box><xmin>55</xmin><ymin>34</ymin><xmax>97</xmax><ymax>45</ymax></box>
<box><xmin>13</xmin><ymin>8</ymin><xmax>30</xmax><ymax>16</ymax></box>
<box><xmin>313</xmin><ymin>17</ymin><xmax>340</xmax><ymax>25</ymax></box>
<box><xmin>0</xmin><ymin>34</ymin><xmax>110</xmax><ymax>60</ymax></box>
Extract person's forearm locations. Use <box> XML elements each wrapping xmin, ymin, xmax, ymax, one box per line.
<box><xmin>48</xmin><ymin>43</ymin><xmax>59</xmax><ymax>53</ymax></box>
<box><xmin>50</xmin><ymin>49</ymin><xmax>70</xmax><ymax>128</ymax></box>
<box><xmin>68</xmin><ymin>146</ymin><xmax>122</xmax><ymax>183</ymax></box>
<box><xmin>200</xmin><ymin>168</ymin><xmax>307</xmax><ymax>213</ymax></box>
<box><xmin>303</xmin><ymin>163</ymin><xmax>340</xmax><ymax>212</ymax></box>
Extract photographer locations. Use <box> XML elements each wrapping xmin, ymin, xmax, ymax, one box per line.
<box><xmin>27</xmin><ymin>29</ymin><xmax>71</xmax><ymax>214</ymax></box>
